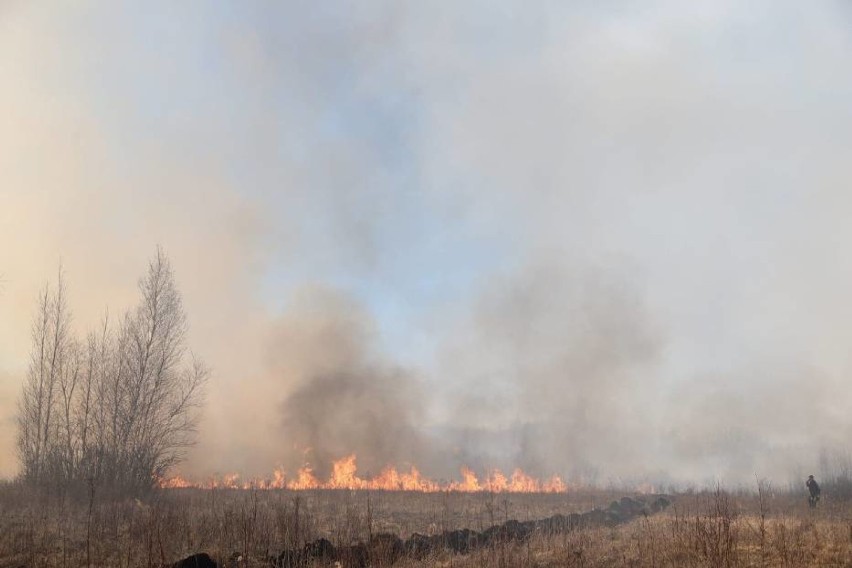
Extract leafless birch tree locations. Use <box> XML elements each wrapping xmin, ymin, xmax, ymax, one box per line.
<box><xmin>16</xmin><ymin>250</ymin><xmax>208</xmax><ymax>494</ymax></box>
<box><xmin>17</xmin><ymin>268</ymin><xmax>72</xmax><ymax>483</ymax></box>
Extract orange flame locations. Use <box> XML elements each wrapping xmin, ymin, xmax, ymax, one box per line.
<box><xmin>158</xmin><ymin>454</ymin><xmax>568</xmax><ymax>493</ymax></box>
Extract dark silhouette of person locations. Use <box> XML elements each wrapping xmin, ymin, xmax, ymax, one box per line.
<box><xmin>806</xmin><ymin>475</ymin><xmax>821</xmax><ymax>508</ymax></box>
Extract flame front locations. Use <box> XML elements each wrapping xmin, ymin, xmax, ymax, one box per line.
<box><xmin>159</xmin><ymin>455</ymin><xmax>568</xmax><ymax>493</ymax></box>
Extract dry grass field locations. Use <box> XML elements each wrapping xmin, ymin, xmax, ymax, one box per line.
<box><xmin>2</xmin><ymin>481</ymin><xmax>852</xmax><ymax>567</ymax></box>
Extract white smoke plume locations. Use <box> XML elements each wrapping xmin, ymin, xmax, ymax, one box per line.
<box><xmin>3</xmin><ymin>1</ymin><xmax>852</xmax><ymax>485</ymax></box>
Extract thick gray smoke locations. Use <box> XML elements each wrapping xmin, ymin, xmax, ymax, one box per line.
<box><xmin>270</xmin><ymin>287</ymin><xmax>427</xmax><ymax>477</ymax></box>
<box><xmin>430</xmin><ymin>263</ymin><xmax>662</xmax><ymax>481</ymax></box>
<box><xmin>280</xmin><ymin>372</ymin><xmax>424</xmax><ymax>477</ymax></box>
<box><xmin>4</xmin><ymin>1</ymin><xmax>852</xmax><ymax>487</ymax></box>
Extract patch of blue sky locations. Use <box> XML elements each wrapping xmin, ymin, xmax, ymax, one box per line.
<box><xmin>46</xmin><ymin>1</ymin><xmax>518</xmax><ymax>365</ymax></box>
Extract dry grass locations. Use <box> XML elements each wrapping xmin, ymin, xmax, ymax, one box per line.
<box><xmin>1</xmin><ymin>481</ymin><xmax>851</xmax><ymax>567</ymax></box>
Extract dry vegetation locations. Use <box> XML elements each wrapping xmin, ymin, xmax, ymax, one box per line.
<box><xmin>17</xmin><ymin>252</ymin><xmax>207</xmax><ymax>496</ymax></box>
<box><xmin>2</xmin><ymin>481</ymin><xmax>852</xmax><ymax>567</ymax></box>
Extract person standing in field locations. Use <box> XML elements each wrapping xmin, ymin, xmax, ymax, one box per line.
<box><xmin>806</xmin><ymin>475</ymin><xmax>821</xmax><ymax>508</ymax></box>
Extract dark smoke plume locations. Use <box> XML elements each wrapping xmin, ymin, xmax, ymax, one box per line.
<box><xmin>270</xmin><ymin>287</ymin><xmax>426</xmax><ymax>477</ymax></box>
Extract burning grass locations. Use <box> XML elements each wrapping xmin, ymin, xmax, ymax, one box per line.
<box><xmin>158</xmin><ymin>455</ymin><xmax>567</xmax><ymax>493</ymax></box>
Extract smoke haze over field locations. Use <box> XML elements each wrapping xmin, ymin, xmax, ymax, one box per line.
<box><xmin>3</xmin><ymin>1</ymin><xmax>852</xmax><ymax>485</ymax></box>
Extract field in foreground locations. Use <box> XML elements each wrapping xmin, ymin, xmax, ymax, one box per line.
<box><xmin>1</xmin><ymin>482</ymin><xmax>851</xmax><ymax>567</ymax></box>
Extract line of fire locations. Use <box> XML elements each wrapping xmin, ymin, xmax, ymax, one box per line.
<box><xmin>158</xmin><ymin>454</ymin><xmax>569</xmax><ymax>493</ymax></box>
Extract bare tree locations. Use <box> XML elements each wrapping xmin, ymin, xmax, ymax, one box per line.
<box><xmin>76</xmin><ymin>314</ymin><xmax>110</xmax><ymax>482</ymax></box>
<box><xmin>116</xmin><ymin>249</ymin><xmax>208</xmax><ymax>491</ymax></box>
<box><xmin>17</xmin><ymin>268</ymin><xmax>73</xmax><ymax>483</ymax></box>
<box><xmin>16</xmin><ymin>251</ymin><xmax>208</xmax><ymax>494</ymax></box>
<box><xmin>57</xmin><ymin>338</ymin><xmax>81</xmax><ymax>481</ymax></box>
<box><xmin>16</xmin><ymin>286</ymin><xmax>51</xmax><ymax>482</ymax></box>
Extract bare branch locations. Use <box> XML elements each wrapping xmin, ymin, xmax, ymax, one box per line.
<box><xmin>16</xmin><ymin>250</ymin><xmax>208</xmax><ymax>494</ymax></box>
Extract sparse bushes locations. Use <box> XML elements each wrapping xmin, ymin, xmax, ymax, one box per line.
<box><xmin>819</xmin><ymin>449</ymin><xmax>852</xmax><ymax>502</ymax></box>
<box><xmin>16</xmin><ymin>249</ymin><xmax>208</xmax><ymax>495</ymax></box>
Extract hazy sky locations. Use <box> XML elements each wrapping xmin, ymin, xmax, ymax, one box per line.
<box><xmin>2</xmin><ymin>1</ymin><xmax>852</xmax><ymax>485</ymax></box>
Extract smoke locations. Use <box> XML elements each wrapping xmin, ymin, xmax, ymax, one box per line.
<box><xmin>429</xmin><ymin>262</ymin><xmax>660</xmax><ymax>479</ymax></box>
<box><xmin>662</xmin><ymin>364</ymin><xmax>852</xmax><ymax>485</ymax></box>
<box><xmin>3</xmin><ymin>1</ymin><xmax>852</xmax><ymax>486</ymax></box>
<box><xmin>0</xmin><ymin>2</ymin><xmax>270</xmax><ymax>477</ymax></box>
<box><xmin>402</xmin><ymin>0</ymin><xmax>852</xmax><ymax>485</ymax></box>
<box><xmin>269</xmin><ymin>287</ymin><xmax>427</xmax><ymax>477</ymax></box>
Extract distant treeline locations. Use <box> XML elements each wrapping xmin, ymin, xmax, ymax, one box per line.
<box><xmin>16</xmin><ymin>249</ymin><xmax>207</xmax><ymax>495</ymax></box>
